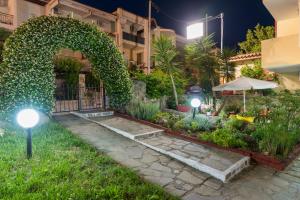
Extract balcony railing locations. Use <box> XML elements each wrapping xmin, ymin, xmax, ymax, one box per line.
<box><xmin>123</xmin><ymin>32</ymin><xmax>145</xmax><ymax>45</ymax></box>
<box><xmin>0</xmin><ymin>12</ymin><xmax>13</xmax><ymax>25</ymax></box>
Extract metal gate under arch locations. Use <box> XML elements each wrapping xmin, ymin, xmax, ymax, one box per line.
<box><xmin>54</xmin><ymin>85</ymin><xmax>107</xmax><ymax>113</ymax></box>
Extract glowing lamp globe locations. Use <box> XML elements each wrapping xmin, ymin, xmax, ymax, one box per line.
<box><xmin>17</xmin><ymin>109</ymin><xmax>39</xmax><ymax>129</ymax></box>
<box><xmin>187</xmin><ymin>22</ymin><xmax>204</xmax><ymax>40</ymax></box>
<box><xmin>191</xmin><ymin>98</ymin><xmax>201</xmax><ymax>108</ymax></box>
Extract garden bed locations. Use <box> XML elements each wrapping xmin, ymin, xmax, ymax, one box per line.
<box><xmin>116</xmin><ymin>112</ymin><xmax>300</xmax><ymax>171</ymax></box>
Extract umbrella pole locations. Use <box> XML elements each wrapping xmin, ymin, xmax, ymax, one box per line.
<box><xmin>243</xmin><ymin>90</ymin><xmax>246</xmax><ymax>112</ymax></box>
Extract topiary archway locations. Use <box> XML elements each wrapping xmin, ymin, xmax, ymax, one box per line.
<box><xmin>0</xmin><ymin>16</ymin><xmax>132</xmax><ymax>117</ymax></box>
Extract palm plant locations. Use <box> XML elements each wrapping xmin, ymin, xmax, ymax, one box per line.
<box><xmin>185</xmin><ymin>34</ymin><xmax>220</xmax><ymax>107</ymax></box>
<box><xmin>218</xmin><ymin>48</ymin><xmax>236</xmax><ymax>83</ymax></box>
<box><xmin>153</xmin><ymin>35</ymin><xmax>179</xmax><ymax>106</ymax></box>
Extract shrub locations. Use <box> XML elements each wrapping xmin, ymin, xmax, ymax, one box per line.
<box><xmin>126</xmin><ymin>99</ymin><xmax>160</xmax><ymax>121</ymax></box>
<box><xmin>200</xmin><ymin>129</ymin><xmax>247</xmax><ymax>148</ymax></box>
<box><xmin>223</xmin><ymin>103</ymin><xmax>241</xmax><ymax>114</ymax></box>
<box><xmin>249</xmin><ymin>91</ymin><xmax>300</xmax><ymax>158</ymax></box>
<box><xmin>134</xmin><ymin>69</ymin><xmax>188</xmax><ymax>100</ymax></box>
<box><xmin>153</xmin><ymin>112</ymin><xmax>182</xmax><ymax>128</ymax></box>
<box><xmin>174</xmin><ymin>115</ymin><xmax>213</xmax><ymax>132</ymax></box>
<box><xmin>252</xmin><ymin>122</ymin><xmax>300</xmax><ymax>158</ymax></box>
<box><xmin>224</xmin><ymin>117</ymin><xmax>247</xmax><ymax>132</ymax></box>
<box><xmin>54</xmin><ymin>57</ymin><xmax>84</xmax><ymax>87</ymax></box>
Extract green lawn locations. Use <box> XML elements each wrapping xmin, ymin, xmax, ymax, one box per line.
<box><xmin>0</xmin><ymin>121</ymin><xmax>178</xmax><ymax>200</ymax></box>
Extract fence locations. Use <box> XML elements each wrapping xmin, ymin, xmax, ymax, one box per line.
<box><xmin>54</xmin><ymin>85</ymin><xmax>106</xmax><ymax>113</ymax></box>
<box><xmin>0</xmin><ymin>12</ymin><xmax>13</xmax><ymax>25</ymax></box>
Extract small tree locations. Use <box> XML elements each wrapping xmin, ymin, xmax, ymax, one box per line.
<box><xmin>153</xmin><ymin>35</ymin><xmax>179</xmax><ymax>106</ymax></box>
<box><xmin>185</xmin><ymin>34</ymin><xmax>220</xmax><ymax>107</ymax></box>
<box><xmin>218</xmin><ymin>48</ymin><xmax>236</xmax><ymax>82</ymax></box>
<box><xmin>241</xmin><ymin>61</ymin><xmax>265</xmax><ymax>80</ymax></box>
<box><xmin>238</xmin><ymin>24</ymin><xmax>274</xmax><ymax>53</ymax></box>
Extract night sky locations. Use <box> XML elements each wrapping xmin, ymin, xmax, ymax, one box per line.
<box><xmin>76</xmin><ymin>0</ymin><xmax>274</xmax><ymax>49</ymax></box>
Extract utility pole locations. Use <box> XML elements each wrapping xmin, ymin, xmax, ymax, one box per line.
<box><xmin>148</xmin><ymin>0</ymin><xmax>152</xmax><ymax>74</ymax></box>
<box><xmin>205</xmin><ymin>13</ymin><xmax>208</xmax><ymax>36</ymax></box>
<box><xmin>220</xmin><ymin>13</ymin><xmax>224</xmax><ymax>54</ymax></box>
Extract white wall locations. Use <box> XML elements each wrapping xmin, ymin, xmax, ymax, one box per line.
<box><xmin>277</xmin><ymin>17</ymin><xmax>300</xmax><ymax>37</ymax></box>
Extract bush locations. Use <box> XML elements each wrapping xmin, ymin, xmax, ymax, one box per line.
<box><xmin>134</xmin><ymin>69</ymin><xmax>188</xmax><ymax>99</ymax></box>
<box><xmin>252</xmin><ymin>123</ymin><xmax>300</xmax><ymax>158</ymax></box>
<box><xmin>174</xmin><ymin>115</ymin><xmax>213</xmax><ymax>132</ymax></box>
<box><xmin>248</xmin><ymin>91</ymin><xmax>300</xmax><ymax>158</ymax></box>
<box><xmin>200</xmin><ymin>129</ymin><xmax>247</xmax><ymax>148</ymax></box>
<box><xmin>223</xmin><ymin>104</ymin><xmax>241</xmax><ymax>114</ymax></box>
<box><xmin>54</xmin><ymin>57</ymin><xmax>84</xmax><ymax>87</ymax></box>
<box><xmin>153</xmin><ymin>112</ymin><xmax>182</xmax><ymax>128</ymax></box>
<box><xmin>126</xmin><ymin>99</ymin><xmax>160</xmax><ymax>121</ymax></box>
<box><xmin>224</xmin><ymin>117</ymin><xmax>247</xmax><ymax>132</ymax></box>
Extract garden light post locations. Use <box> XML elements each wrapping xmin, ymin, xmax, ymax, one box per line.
<box><xmin>191</xmin><ymin>98</ymin><xmax>201</xmax><ymax>119</ymax></box>
<box><xmin>16</xmin><ymin>109</ymin><xmax>40</xmax><ymax>159</ymax></box>
<box><xmin>187</xmin><ymin>13</ymin><xmax>224</xmax><ymax>53</ymax></box>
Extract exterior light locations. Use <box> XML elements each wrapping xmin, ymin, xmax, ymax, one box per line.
<box><xmin>191</xmin><ymin>98</ymin><xmax>201</xmax><ymax>119</ymax></box>
<box><xmin>191</xmin><ymin>98</ymin><xmax>201</xmax><ymax>108</ymax></box>
<box><xmin>187</xmin><ymin>22</ymin><xmax>204</xmax><ymax>40</ymax></box>
<box><xmin>16</xmin><ymin>109</ymin><xmax>40</xmax><ymax>159</ymax></box>
<box><xmin>17</xmin><ymin>109</ymin><xmax>39</xmax><ymax>129</ymax></box>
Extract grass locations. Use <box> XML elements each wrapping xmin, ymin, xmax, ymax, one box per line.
<box><xmin>0</xmin><ymin>121</ymin><xmax>178</xmax><ymax>200</ymax></box>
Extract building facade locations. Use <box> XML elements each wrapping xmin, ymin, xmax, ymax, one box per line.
<box><xmin>0</xmin><ymin>0</ymin><xmax>187</xmax><ymax>73</ymax></box>
<box><xmin>262</xmin><ymin>0</ymin><xmax>300</xmax><ymax>90</ymax></box>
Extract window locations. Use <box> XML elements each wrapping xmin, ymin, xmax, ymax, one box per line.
<box><xmin>137</xmin><ymin>53</ymin><xmax>143</xmax><ymax>65</ymax></box>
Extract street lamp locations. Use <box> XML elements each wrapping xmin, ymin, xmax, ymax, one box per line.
<box><xmin>186</xmin><ymin>13</ymin><xmax>224</xmax><ymax>53</ymax></box>
<box><xmin>16</xmin><ymin>109</ymin><xmax>39</xmax><ymax>159</ymax></box>
<box><xmin>191</xmin><ymin>98</ymin><xmax>201</xmax><ymax>119</ymax></box>
<box><xmin>187</xmin><ymin>22</ymin><xmax>204</xmax><ymax>40</ymax></box>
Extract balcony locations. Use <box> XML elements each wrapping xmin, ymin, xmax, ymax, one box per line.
<box><xmin>0</xmin><ymin>12</ymin><xmax>13</xmax><ymax>25</ymax></box>
<box><xmin>123</xmin><ymin>32</ymin><xmax>145</xmax><ymax>45</ymax></box>
<box><xmin>262</xmin><ymin>34</ymin><xmax>300</xmax><ymax>72</ymax></box>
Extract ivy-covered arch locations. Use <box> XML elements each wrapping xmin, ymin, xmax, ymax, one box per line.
<box><xmin>0</xmin><ymin>16</ymin><xmax>132</xmax><ymax>117</ymax></box>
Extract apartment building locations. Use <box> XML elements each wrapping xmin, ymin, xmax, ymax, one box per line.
<box><xmin>0</xmin><ymin>0</ymin><xmax>187</xmax><ymax>72</ymax></box>
<box><xmin>262</xmin><ymin>0</ymin><xmax>300</xmax><ymax>90</ymax></box>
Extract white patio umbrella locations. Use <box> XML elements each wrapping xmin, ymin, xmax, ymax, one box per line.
<box><xmin>213</xmin><ymin>77</ymin><xmax>278</xmax><ymax>112</ymax></box>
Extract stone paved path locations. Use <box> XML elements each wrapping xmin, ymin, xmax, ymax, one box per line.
<box><xmin>89</xmin><ymin>115</ymin><xmax>249</xmax><ymax>182</ymax></box>
<box><xmin>54</xmin><ymin>114</ymin><xmax>300</xmax><ymax>200</ymax></box>
<box><xmin>140</xmin><ymin>134</ymin><xmax>245</xmax><ymax>172</ymax></box>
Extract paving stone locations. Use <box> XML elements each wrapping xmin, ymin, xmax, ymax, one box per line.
<box><xmin>125</xmin><ymin>146</ymin><xmax>144</xmax><ymax>159</ymax></box>
<box><xmin>165</xmin><ymin>183</ymin><xmax>187</xmax><ymax>197</ymax></box>
<box><xmin>144</xmin><ymin>176</ymin><xmax>173</xmax><ymax>187</ymax></box>
<box><xmin>182</xmin><ymin>184</ymin><xmax>193</xmax><ymax>191</ymax></box>
<box><xmin>178</xmin><ymin>171</ymin><xmax>205</xmax><ymax>185</ymax></box>
<box><xmin>183</xmin><ymin>193</ymin><xmax>223</xmax><ymax>200</ymax></box>
<box><xmin>170</xmin><ymin>149</ymin><xmax>190</xmax><ymax>158</ymax></box>
<box><xmin>143</xmin><ymin>148</ymin><xmax>161</xmax><ymax>156</ymax></box>
<box><xmin>194</xmin><ymin>185</ymin><xmax>221</xmax><ymax>196</ymax></box>
<box><xmin>158</xmin><ymin>155</ymin><xmax>171</xmax><ymax>164</ymax></box>
<box><xmin>150</xmin><ymin>162</ymin><xmax>172</xmax><ymax>173</ymax></box>
<box><xmin>140</xmin><ymin>154</ymin><xmax>159</xmax><ymax>163</ymax></box>
<box><xmin>204</xmin><ymin>178</ymin><xmax>223</xmax><ymax>190</ymax></box>
<box><xmin>168</xmin><ymin>160</ymin><xmax>185</xmax><ymax>170</ymax></box>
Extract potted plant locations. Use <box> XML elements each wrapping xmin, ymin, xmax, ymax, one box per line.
<box><xmin>206</xmin><ymin>108</ymin><xmax>213</xmax><ymax>116</ymax></box>
<box><xmin>177</xmin><ymin>96</ymin><xmax>192</xmax><ymax>112</ymax></box>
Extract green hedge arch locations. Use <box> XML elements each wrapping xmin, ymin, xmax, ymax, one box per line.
<box><xmin>0</xmin><ymin>16</ymin><xmax>132</xmax><ymax>117</ymax></box>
